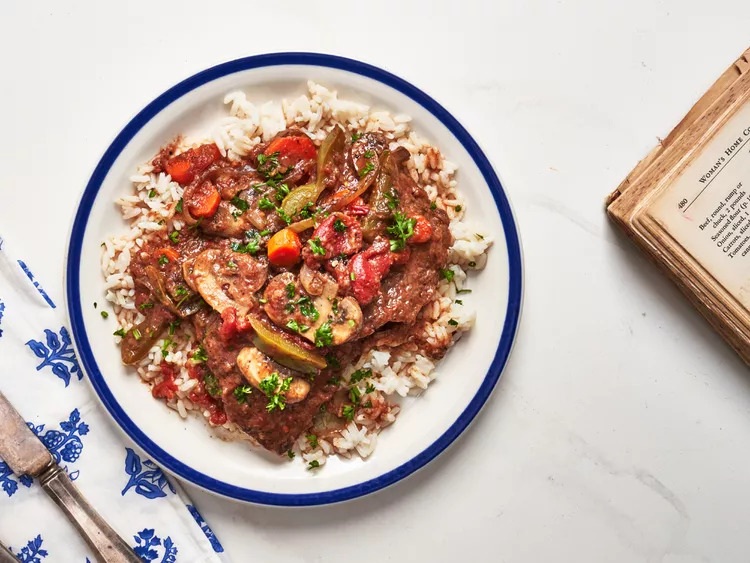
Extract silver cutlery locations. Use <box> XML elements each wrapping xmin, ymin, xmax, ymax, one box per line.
<box><xmin>0</xmin><ymin>391</ymin><xmax>140</xmax><ymax>563</ymax></box>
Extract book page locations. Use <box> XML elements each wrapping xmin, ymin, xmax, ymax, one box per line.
<box><xmin>648</xmin><ymin>100</ymin><xmax>750</xmax><ymax>310</ymax></box>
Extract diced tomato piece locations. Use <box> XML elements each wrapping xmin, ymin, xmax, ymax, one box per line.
<box><xmin>267</xmin><ymin>228</ymin><xmax>302</xmax><ymax>267</ymax></box>
<box><xmin>152</xmin><ymin>362</ymin><xmax>178</xmax><ymax>400</ymax></box>
<box><xmin>348</xmin><ymin>236</ymin><xmax>410</xmax><ymax>304</ymax></box>
<box><xmin>210</xmin><ymin>410</ymin><xmax>228</xmax><ymax>425</ymax></box>
<box><xmin>265</xmin><ymin>135</ymin><xmax>316</xmax><ymax>162</ymax></box>
<box><xmin>187</xmin><ymin>362</ymin><xmax>205</xmax><ymax>380</ymax></box>
<box><xmin>165</xmin><ymin>144</ymin><xmax>221</xmax><ymax>184</ymax></box>
<box><xmin>219</xmin><ymin>307</ymin><xmax>253</xmax><ymax>341</ymax></box>
<box><xmin>187</xmin><ymin>180</ymin><xmax>221</xmax><ymax>218</ymax></box>
<box><xmin>410</xmin><ymin>215</ymin><xmax>432</xmax><ymax>243</ymax></box>
<box><xmin>349</xmin><ymin>253</ymin><xmax>380</xmax><ymax>304</ymax></box>
<box><xmin>304</xmin><ymin>213</ymin><xmax>362</xmax><ymax>265</ymax></box>
<box><xmin>344</xmin><ymin>197</ymin><xmax>370</xmax><ymax>217</ymax></box>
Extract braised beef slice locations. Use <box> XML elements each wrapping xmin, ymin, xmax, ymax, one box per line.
<box><xmin>360</xmin><ymin>168</ymin><xmax>450</xmax><ymax>336</ymax></box>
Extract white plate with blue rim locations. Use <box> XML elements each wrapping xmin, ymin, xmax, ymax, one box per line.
<box><xmin>65</xmin><ymin>53</ymin><xmax>523</xmax><ymax>506</ymax></box>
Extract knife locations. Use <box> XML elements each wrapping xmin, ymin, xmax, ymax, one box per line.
<box><xmin>0</xmin><ymin>391</ymin><xmax>140</xmax><ymax>563</ymax></box>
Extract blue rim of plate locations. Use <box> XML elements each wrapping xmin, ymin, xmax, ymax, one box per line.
<box><xmin>66</xmin><ymin>52</ymin><xmax>523</xmax><ymax>506</ymax></box>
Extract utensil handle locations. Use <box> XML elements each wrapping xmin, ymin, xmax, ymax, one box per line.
<box><xmin>0</xmin><ymin>542</ymin><xmax>18</xmax><ymax>563</ymax></box>
<box><xmin>40</xmin><ymin>465</ymin><xmax>140</xmax><ymax>563</ymax></box>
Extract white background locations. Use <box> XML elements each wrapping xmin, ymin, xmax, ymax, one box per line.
<box><xmin>3</xmin><ymin>2</ymin><xmax>750</xmax><ymax>561</ymax></box>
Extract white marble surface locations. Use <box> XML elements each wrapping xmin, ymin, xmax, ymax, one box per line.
<box><xmin>3</xmin><ymin>1</ymin><xmax>750</xmax><ymax>561</ymax></box>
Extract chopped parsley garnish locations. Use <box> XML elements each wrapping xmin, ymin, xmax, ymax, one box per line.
<box><xmin>351</xmin><ymin>132</ymin><xmax>362</xmax><ymax>142</ymax></box>
<box><xmin>230</xmin><ymin>195</ymin><xmax>249</xmax><ymax>218</ymax></box>
<box><xmin>347</xmin><ymin>319</ymin><xmax>355</xmax><ymax>327</ymax></box>
<box><xmin>364</xmin><ymin>150</ymin><xmax>374</xmax><ymax>158</ymax></box>
<box><xmin>307</xmin><ymin>460</ymin><xmax>320</xmax><ymax>470</ymax></box>
<box><xmin>308</xmin><ymin>237</ymin><xmax>326</xmax><ymax>256</ymax></box>
<box><xmin>256</xmin><ymin>151</ymin><xmax>282</xmax><ymax>178</ymax></box>
<box><xmin>287</xmin><ymin>450</ymin><xmax>295</xmax><ymax>459</ymax></box>
<box><xmin>333</xmin><ymin>218</ymin><xmax>347</xmax><ymax>232</ymax></box>
<box><xmin>384</xmin><ymin>189</ymin><xmax>399</xmax><ymax>210</ymax></box>
<box><xmin>266</xmin><ymin>394</ymin><xmax>285</xmax><ymax>412</ymax></box>
<box><xmin>286</xmin><ymin>283</ymin><xmax>296</xmax><ymax>299</ymax></box>
<box><xmin>430</xmin><ymin>201</ymin><xmax>437</xmax><ymax>210</ymax></box>
<box><xmin>456</xmin><ymin>288</ymin><xmax>473</xmax><ymax>294</ymax></box>
<box><xmin>448</xmin><ymin>319</ymin><xmax>459</xmax><ymax>326</ymax></box>
<box><xmin>227</xmin><ymin>260</ymin><xmax>237</xmax><ymax>269</ymax></box>
<box><xmin>440</xmin><ymin>268</ymin><xmax>455</xmax><ymax>282</ymax></box>
<box><xmin>365</xmin><ymin>382</ymin><xmax>376</xmax><ymax>394</ymax></box>
<box><xmin>359</xmin><ymin>162</ymin><xmax>375</xmax><ymax>177</ymax></box>
<box><xmin>275</xmin><ymin>183</ymin><xmax>290</xmax><ymax>202</ymax></box>
<box><xmin>203</xmin><ymin>372</ymin><xmax>222</xmax><ymax>398</ymax></box>
<box><xmin>168</xmin><ymin>230</ymin><xmax>180</xmax><ymax>243</ymax></box>
<box><xmin>148</xmin><ymin>189</ymin><xmax>156</xmax><ymax>198</ymax></box>
<box><xmin>160</xmin><ymin>338</ymin><xmax>173</xmax><ymax>358</ymax></box>
<box><xmin>387</xmin><ymin>212</ymin><xmax>416</xmax><ymax>252</ymax></box>
<box><xmin>299</xmin><ymin>300</ymin><xmax>319</xmax><ymax>321</ymax></box>
<box><xmin>349</xmin><ymin>368</ymin><xmax>372</xmax><ymax>384</ymax></box>
<box><xmin>233</xmin><ymin>384</ymin><xmax>253</xmax><ymax>403</ymax></box>
<box><xmin>258</xmin><ymin>297</ymin><xmax>268</xmax><ymax>304</ymax></box>
<box><xmin>455</xmin><ymin>299</ymin><xmax>463</xmax><ymax>305</ymax></box>
<box><xmin>158</xmin><ymin>254</ymin><xmax>169</xmax><ymax>266</ymax></box>
<box><xmin>100</xmin><ymin>311</ymin><xmax>109</xmax><ymax>319</ymax></box>
<box><xmin>259</xmin><ymin>372</ymin><xmax>292</xmax><ymax>412</ymax></box>
<box><xmin>113</xmin><ymin>328</ymin><xmax>126</xmax><ymax>338</ymax></box>
<box><xmin>331</xmin><ymin>298</ymin><xmax>339</xmax><ymax>314</ymax></box>
<box><xmin>258</xmin><ymin>197</ymin><xmax>275</xmax><ymax>211</ymax></box>
<box><xmin>306</xmin><ymin>434</ymin><xmax>319</xmax><ymax>449</ymax></box>
<box><xmin>468</xmin><ymin>261</ymin><xmax>476</xmax><ymax>268</ymax></box>
<box><xmin>314</xmin><ymin>322</ymin><xmax>333</xmax><ymax>347</ymax></box>
<box><xmin>131</xmin><ymin>328</ymin><xmax>142</xmax><ymax>341</ymax></box>
<box><xmin>286</xmin><ymin>319</ymin><xmax>309</xmax><ymax>333</ymax></box>
<box><xmin>259</xmin><ymin>372</ymin><xmax>280</xmax><ymax>396</ymax></box>
<box><xmin>349</xmin><ymin>386</ymin><xmax>361</xmax><ymax>404</ymax></box>
<box><xmin>192</xmin><ymin>345</ymin><xmax>208</xmax><ymax>363</ymax></box>
<box><xmin>175</xmin><ymin>286</ymin><xmax>188</xmax><ymax>297</ymax></box>
<box><xmin>276</xmin><ymin>206</ymin><xmax>292</xmax><ymax>225</ymax></box>
<box><xmin>455</xmin><ymin>205</ymin><xmax>462</xmax><ymax>212</ymax></box>
<box><xmin>231</xmin><ymin>238</ymin><xmax>260</xmax><ymax>255</ymax></box>
<box><xmin>363</xmin><ymin>400</ymin><xmax>373</xmax><ymax>409</ymax></box>
<box><xmin>176</xmin><ymin>198</ymin><xmax>183</xmax><ymax>213</ymax></box>
<box><xmin>350</xmin><ymin>272</ymin><xmax>356</xmax><ymax>281</ymax></box>
<box><xmin>342</xmin><ymin>404</ymin><xmax>355</xmax><ymax>421</ymax></box>
<box><xmin>259</xmin><ymin>229</ymin><xmax>271</xmax><ymax>236</ymax></box>
<box><xmin>298</xmin><ymin>205</ymin><xmax>313</xmax><ymax>219</ymax></box>
<box><xmin>139</xmin><ymin>302</ymin><xmax>154</xmax><ymax>310</ymax></box>
<box><xmin>325</xmin><ymin>353</ymin><xmax>340</xmax><ymax>369</ymax></box>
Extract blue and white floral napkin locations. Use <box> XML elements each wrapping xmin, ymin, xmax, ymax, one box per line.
<box><xmin>0</xmin><ymin>237</ymin><xmax>226</xmax><ymax>562</ymax></box>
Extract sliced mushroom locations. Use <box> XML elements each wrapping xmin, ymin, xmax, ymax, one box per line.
<box><xmin>264</xmin><ymin>269</ymin><xmax>362</xmax><ymax>346</ymax></box>
<box><xmin>298</xmin><ymin>263</ymin><xmax>328</xmax><ymax>296</ymax></box>
<box><xmin>236</xmin><ymin>346</ymin><xmax>310</xmax><ymax>404</ymax></box>
<box><xmin>329</xmin><ymin>296</ymin><xmax>362</xmax><ymax>345</ymax></box>
<box><xmin>189</xmin><ymin>248</ymin><xmax>267</xmax><ymax>315</ymax></box>
<box><xmin>182</xmin><ymin>260</ymin><xmax>198</xmax><ymax>292</ymax></box>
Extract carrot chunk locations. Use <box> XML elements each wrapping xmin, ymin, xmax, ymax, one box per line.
<box><xmin>267</xmin><ymin>228</ymin><xmax>302</xmax><ymax>267</ymax></box>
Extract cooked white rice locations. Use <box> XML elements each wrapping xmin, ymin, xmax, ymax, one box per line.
<box><xmin>101</xmin><ymin>81</ymin><xmax>492</xmax><ymax>466</ymax></box>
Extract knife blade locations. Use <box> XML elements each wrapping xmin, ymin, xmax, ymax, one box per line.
<box><xmin>0</xmin><ymin>391</ymin><xmax>140</xmax><ymax>563</ymax></box>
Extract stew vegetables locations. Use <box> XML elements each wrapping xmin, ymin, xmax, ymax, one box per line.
<box><xmin>121</xmin><ymin>126</ymin><xmax>451</xmax><ymax>454</ymax></box>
